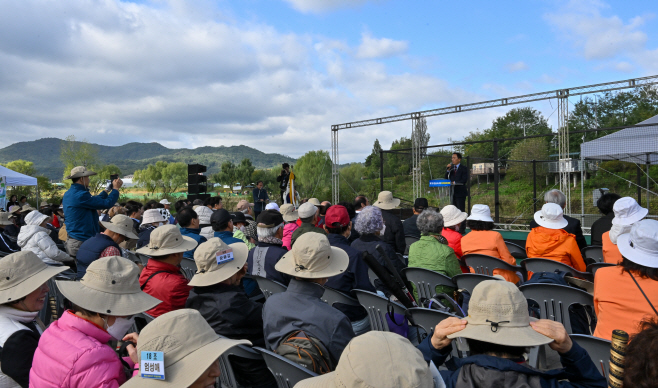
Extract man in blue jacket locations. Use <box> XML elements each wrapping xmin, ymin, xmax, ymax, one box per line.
<box><xmin>62</xmin><ymin>166</ymin><xmax>122</xmax><ymax>258</ymax></box>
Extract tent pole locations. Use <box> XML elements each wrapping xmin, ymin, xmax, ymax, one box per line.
<box><xmin>580</xmin><ymin>153</ymin><xmax>584</xmax><ymax>226</ymax></box>
<box><xmin>36</xmin><ymin>185</ymin><xmax>39</xmax><ymax>209</ymax></box>
<box><xmin>648</xmin><ymin>153</ymin><xmax>651</xmax><ymax>210</ymax></box>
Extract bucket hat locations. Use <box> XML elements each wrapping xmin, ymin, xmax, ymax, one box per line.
<box><xmin>533</xmin><ymin>203</ymin><xmax>568</xmax><ymax>230</ymax></box>
<box><xmin>65</xmin><ymin>166</ymin><xmax>97</xmax><ymax>180</ymax></box>
<box><xmin>279</xmin><ymin>203</ymin><xmax>299</xmax><ymax>222</ymax></box>
<box><xmin>236</xmin><ymin>199</ymin><xmax>253</xmax><ymax>211</ymax></box>
<box><xmin>195</xmin><ymin>206</ymin><xmax>213</xmax><ymax>225</ymax></box>
<box><xmin>0</xmin><ymin>251</ymin><xmax>69</xmax><ymax>304</ymax></box>
<box><xmin>466</xmin><ymin>204</ymin><xmax>494</xmax><ymax>223</ymax></box>
<box><xmin>447</xmin><ymin>280</ymin><xmax>552</xmax><ymax>347</ymax></box>
<box><xmin>57</xmin><ymin>256</ymin><xmax>160</xmax><ymax>316</ymax></box>
<box><xmin>142</xmin><ymin>209</ymin><xmax>167</xmax><ymax>225</ymax></box>
<box><xmin>617</xmin><ymin>219</ymin><xmax>658</xmax><ymax>268</ymax></box>
<box><xmin>0</xmin><ymin>212</ymin><xmax>12</xmax><ymax>226</ymax></box>
<box><xmin>122</xmin><ymin>309</ymin><xmax>250</xmax><ymax>388</ymax></box>
<box><xmin>159</xmin><ymin>199</ymin><xmax>171</xmax><ymax>205</ymax></box>
<box><xmin>101</xmin><ymin>214</ymin><xmax>139</xmax><ymax>240</ymax></box>
<box><xmin>265</xmin><ymin>202</ymin><xmax>280</xmax><ymax>211</ymax></box>
<box><xmin>308</xmin><ymin>198</ymin><xmax>322</xmax><ymax>207</ymax></box>
<box><xmin>8</xmin><ymin>206</ymin><xmax>21</xmax><ymax>215</ymax></box>
<box><xmin>611</xmin><ymin>197</ymin><xmax>648</xmax><ymax>226</ymax></box>
<box><xmin>136</xmin><ymin>225</ymin><xmax>198</xmax><ymax>257</ymax></box>
<box><xmin>298</xmin><ymin>203</ymin><xmax>317</xmax><ymax>219</ymax></box>
<box><xmin>276</xmin><ymin>233</ymin><xmax>349</xmax><ymax>279</ymax></box>
<box><xmin>296</xmin><ymin>331</ymin><xmax>433</xmax><ymax>388</ymax></box>
<box><xmin>21</xmin><ymin>204</ymin><xmax>36</xmax><ymax>212</ymax></box>
<box><xmin>373</xmin><ymin>191</ymin><xmax>400</xmax><ymax>210</ymax></box>
<box><xmin>440</xmin><ymin>205</ymin><xmax>468</xmax><ymax>227</ymax></box>
<box><xmin>188</xmin><ymin>238</ymin><xmax>249</xmax><ymax>287</ymax></box>
<box><xmin>24</xmin><ymin>210</ymin><xmax>49</xmax><ymax>226</ymax></box>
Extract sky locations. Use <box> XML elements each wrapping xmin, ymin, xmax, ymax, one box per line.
<box><xmin>1</xmin><ymin>0</ymin><xmax>657</xmax><ymax>162</ymax></box>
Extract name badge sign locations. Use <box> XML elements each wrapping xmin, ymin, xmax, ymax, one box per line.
<box><xmin>216</xmin><ymin>248</ymin><xmax>234</xmax><ymax>265</ymax></box>
<box><xmin>140</xmin><ymin>351</ymin><xmax>165</xmax><ymax>380</ymax></box>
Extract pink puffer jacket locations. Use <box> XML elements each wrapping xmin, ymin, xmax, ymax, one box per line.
<box><xmin>30</xmin><ymin>311</ymin><xmax>130</xmax><ymax>388</ymax></box>
<box><xmin>282</xmin><ymin>223</ymin><xmax>299</xmax><ymax>251</ymax></box>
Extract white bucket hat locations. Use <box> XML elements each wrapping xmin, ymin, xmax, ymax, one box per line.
<box><xmin>617</xmin><ymin>219</ymin><xmax>658</xmax><ymax>268</ymax></box>
<box><xmin>101</xmin><ymin>214</ymin><xmax>139</xmax><ymax>240</ymax></box>
<box><xmin>447</xmin><ymin>280</ymin><xmax>553</xmax><ymax>347</ymax></box>
<box><xmin>65</xmin><ymin>166</ymin><xmax>97</xmax><ymax>180</ymax></box>
<box><xmin>611</xmin><ymin>197</ymin><xmax>648</xmax><ymax>226</ymax></box>
<box><xmin>57</xmin><ymin>256</ymin><xmax>161</xmax><ymax>316</ymax></box>
<box><xmin>466</xmin><ymin>204</ymin><xmax>494</xmax><ymax>223</ymax></box>
<box><xmin>136</xmin><ymin>225</ymin><xmax>198</xmax><ymax>257</ymax></box>
<box><xmin>188</xmin><ymin>238</ymin><xmax>249</xmax><ymax>287</ymax></box>
<box><xmin>195</xmin><ymin>206</ymin><xmax>213</xmax><ymax>225</ymax></box>
<box><xmin>296</xmin><ymin>331</ymin><xmax>433</xmax><ymax>388</ymax></box>
<box><xmin>265</xmin><ymin>202</ymin><xmax>280</xmax><ymax>211</ymax></box>
<box><xmin>279</xmin><ymin>204</ymin><xmax>299</xmax><ymax>222</ymax></box>
<box><xmin>276</xmin><ymin>233</ymin><xmax>349</xmax><ymax>279</ymax></box>
<box><xmin>534</xmin><ymin>203</ymin><xmax>568</xmax><ymax>230</ymax></box>
<box><xmin>0</xmin><ymin>251</ymin><xmax>69</xmax><ymax>304</ymax></box>
<box><xmin>159</xmin><ymin>199</ymin><xmax>171</xmax><ymax>205</ymax></box>
<box><xmin>298</xmin><ymin>202</ymin><xmax>317</xmax><ymax>219</ymax></box>
<box><xmin>373</xmin><ymin>191</ymin><xmax>400</xmax><ymax>210</ymax></box>
<box><xmin>440</xmin><ymin>205</ymin><xmax>468</xmax><ymax>227</ymax></box>
<box><xmin>142</xmin><ymin>209</ymin><xmax>168</xmax><ymax>224</ymax></box>
<box><xmin>24</xmin><ymin>210</ymin><xmax>49</xmax><ymax>226</ymax></box>
<box><xmin>122</xmin><ymin>309</ymin><xmax>250</xmax><ymax>388</ymax></box>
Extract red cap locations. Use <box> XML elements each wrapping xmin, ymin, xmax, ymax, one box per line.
<box><xmin>325</xmin><ymin>205</ymin><xmax>350</xmax><ymax>227</ymax></box>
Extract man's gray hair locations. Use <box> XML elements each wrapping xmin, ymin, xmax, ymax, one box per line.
<box><xmin>257</xmin><ymin>223</ymin><xmax>284</xmax><ymax>238</ymax></box>
<box><xmin>544</xmin><ymin>189</ymin><xmax>566</xmax><ymax>208</ymax></box>
<box><xmin>417</xmin><ymin>208</ymin><xmax>444</xmax><ymax>235</ymax></box>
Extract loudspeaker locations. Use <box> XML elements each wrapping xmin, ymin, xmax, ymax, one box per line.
<box><xmin>187</xmin><ymin>193</ymin><xmax>211</xmax><ymax>202</ymax></box>
<box><xmin>188</xmin><ymin>174</ymin><xmax>207</xmax><ymax>185</ymax></box>
<box><xmin>188</xmin><ymin>164</ymin><xmax>207</xmax><ymax>175</ymax></box>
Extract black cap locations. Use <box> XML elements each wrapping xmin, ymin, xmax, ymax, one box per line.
<box><xmin>231</xmin><ymin>211</ymin><xmax>247</xmax><ymax>225</ymax></box>
<box><xmin>282</xmin><ymin>163</ymin><xmax>290</xmax><ymax>169</ymax></box>
<box><xmin>210</xmin><ymin>209</ymin><xmax>232</xmax><ymax>226</ymax></box>
<box><xmin>257</xmin><ymin>210</ymin><xmax>284</xmax><ymax>227</ymax></box>
<box><xmin>414</xmin><ymin>198</ymin><xmax>429</xmax><ymax>210</ymax></box>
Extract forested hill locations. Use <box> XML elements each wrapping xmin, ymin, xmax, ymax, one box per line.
<box><xmin>0</xmin><ymin>138</ymin><xmax>296</xmax><ymax>180</ymax></box>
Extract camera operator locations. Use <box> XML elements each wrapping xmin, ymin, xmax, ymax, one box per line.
<box><xmin>276</xmin><ymin>163</ymin><xmax>291</xmax><ymax>203</ymax></box>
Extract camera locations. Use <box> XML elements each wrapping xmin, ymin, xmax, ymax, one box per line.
<box><xmin>110</xmin><ymin>174</ymin><xmax>119</xmax><ymax>181</ymax></box>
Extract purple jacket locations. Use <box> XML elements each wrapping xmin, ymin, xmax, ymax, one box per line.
<box><xmin>30</xmin><ymin>311</ymin><xmax>131</xmax><ymax>388</ymax></box>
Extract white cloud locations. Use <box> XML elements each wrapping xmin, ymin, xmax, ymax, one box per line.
<box><xmin>282</xmin><ymin>0</ymin><xmax>375</xmax><ymax>14</ymax></box>
<box><xmin>505</xmin><ymin>61</ymin><xmax>528</xmax><ymax>73</ymax></box>
<box><xmin>355</xmin><ymin>32</ymin><xmax>408</xmax><ymax>59</ymax></box>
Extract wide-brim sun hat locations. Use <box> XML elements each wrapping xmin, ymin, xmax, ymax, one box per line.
<box><xmin>279</xmin><ymin>203</ymin><xmax>299</xmax><ymax>222</ymax></box>
<box><xmin>101</xmin><ymin>214</ymin><xmax>138</xmax><ymax>240</ymax></box>
<box><xmin>8</xmin><ymin>206</ymin><xmax>21</xmax><ymax>214</ymax></box>
<box><xmin>65</xmin><ymin>165</ymin><xmax>97</xmax><ymax>180</ymax></box>
<box><xmin>534</xmin><ymin>202</ymin><xmax>568</xmax><ymax>230</ymax></box>
<box><xmin>57</xmin><ymin>256</ymin><xmax>160</xmax><ymax>316</ymax></box>
<box><xmin>307</xmin><ymin>198</ymin><xmax>322</xmax><ymax>206</ymax></box>
<box><xmin>447</xmin><ymin>280</ymin><xmax>552</xmax><ymax>347</ymax></box>
<box><xmin>466</xmin><ymin>204</ymin><xmax>494</xmax><ymax>223</ymax></box>
<box><xmin>136</xmin><ymin>224</ymin><xmax>198</xmax><ymax>257</ymax></box>
<box><xmin>0</xmin><ymin>212</ymin><xmax>12</xmax><ymax>226</ymax></box>
<box><xmin>0</xmin><ymin>251</ymin><xmax>69</xmax><ymax>304</ymax></box>
<box><xmin>373</xmin><ymin>191</ymin><xmax>400</xmax><ymax>210</ymax></box>
<box><xmin>276</xmin><ymin>233</ymin><xmax>349</xmax><ymax>279</ymax></box>
<box><xmin>440</xmin><ymin>205</ymin><xmax>468</xmax><ymax>227</ymax></box>
<box><xmin>122</xmin><ymin>309</ymin><xmax>251</xmax><ymax>388</ymax></box>
<box><xmin>611</xmin><ymin>197</ymin><xmax>649</xmax><ymax>226</ymax></box>
<box><xmin>188</xmin><ymin>239</ymin><xmax>249</xmax><ymax>287</ymax></box>
<box><xmin>617</xmin><ymin>219</ymin><xmax>658</xmax><ymax>268</ymax></box>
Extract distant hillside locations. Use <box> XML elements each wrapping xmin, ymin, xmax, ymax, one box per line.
<box><xmin>0</xmin><ymin>138</ymin><xmax>296</xmax><ymax>180</ymax></box>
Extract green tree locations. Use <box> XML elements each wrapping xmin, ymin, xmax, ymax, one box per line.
<box><xmin>506</xmin><ymin>138</ymin><xmax>550</xmax><ymax>180</ymax></box>
<box><xmin>87</xmin><ymin>164</ymin><xmax>122</xmax><ymax>195</ymax></box>
<box><xmin>236</xmin><ymin>158</ymin><xmax>255</xmax><ymax>187</ymax></box>
<box><xmin>212</xmin><ymin>161</ymin><xmax>238</xmax><ymax>188</ymax></box>
<box><xmin>294</xmin><ymin>150</ymin><xmax>332</xmax><ymax>198</ymax></box>
<box><xmin>364</xmin><ymin>139</ymin><xmax>382</xmax><ymax>178</ymax></box>
<box><xmin>134</xmin><ymin>161</ymin><xmax>187</xmax><ymax>196</ymax></box>
<box><xmin>60</xmin><ymin>135</ymin><xmax>100</xmax><ymax>179</ymax></box>
<box><xmin>3</xmin><ymin>160</ymin><xmax>37</xmax><ymax>176</ymax></box>
<box><xmin>414</xmin><ymin>118</ymin><xmax>431</xmax><ymax>156</ymax></box>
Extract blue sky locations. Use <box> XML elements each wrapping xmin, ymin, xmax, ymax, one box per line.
<box><xmin>0</xmin><ymin>0</ymin><xmax>656</xmax><ymax>162</ymax></box>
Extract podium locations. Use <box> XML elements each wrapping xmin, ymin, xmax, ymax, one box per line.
<box><xmin>429</xmin><ymin>179</ymin><xmax>454</xmax><ymax>208</ymax></box>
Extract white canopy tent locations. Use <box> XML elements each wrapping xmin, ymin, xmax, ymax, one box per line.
<box><xmin>0</xmin><ymin>165</ymin><xmax>38</xmax><ymax>210</ymax></box>
<box><xmin>580</xmin><ymin>121</ymin><xmax>658</xmax><ymax>164</ymax></box>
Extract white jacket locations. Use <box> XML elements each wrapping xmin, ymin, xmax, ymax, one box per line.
<box><xmin>0</xmin><ymin>306</ymin><xmax>42</xmax><ymax>388</ymax></box>
<box><xmin>17</xmin><ymin>225</ymin><xmax>72</xmax><ymax>265</ymax></box>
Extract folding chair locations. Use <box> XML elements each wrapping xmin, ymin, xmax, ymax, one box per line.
<box><xmin>179</xmin><ymin>258</ymin><xmax>197</xmax><ymax>280</ymax></box>
<box><xmin>136</xmin><ymin>253</ymin><xmax>151</xmax><ymax>266</ymax></box>
<box><xmin>253</xmin><ymin>276</ymin><xmax>288</xmax><ymax>300</ymax></box>
<box><xmin>570</xmin><ymin>334</ymin><xmax>611</xmax><ymax>379</ymax></box>
<box><xmin>463</xmin><ymin>254</ymin><xmax>526</xmax><ymax>282</ymax></box>
<box><xmin>353</xmin><ymin>289</ymin><xmax>406</xmax><ymax>332</ymax></box>
<box><xmin>321</xmin><ymin>286</ymin><xmax>361</xmax><ymax>308</ymax></box>
<box><xmin>401</xmin><ymin>267</ymin><xmax>456</xmax><ymax>301</ymax></box>
<box><xmin>132</xmin><ymin>312</ymin><xmax>155</xmax><ymax>334</ymax></box>
<box><xmin>254</xmin><ymin>347</ymin><xmax>318</xmax><ymax>388</ymax></box>
<box><xmin>452</xmin><ymin>273</ymin><xmax>502</xmax><ymax>293</ymax></box>
<box><xmin>406</xmin><ymin>307</ymin><xmax>466</xmax><ymax>358</ymax></box>
<box><xmin>367</xmin><ymin>268</ymin><xmax>378</xmax><ymax>287</ymax></box>
<box><xmin>522</xmin><ymin>258</ymin><xmax>593</xmax><ymax>281</ymax></box>
<box><xmin>518</xmin><ymin>283</ymin><xmax>594</xmax><ymax>334</ymax></box>
<box><xmin>587</xmin><ymin>262</ymin><xmax>615</xmax><ymax>277</ymax></box>
<box><xmin>217</xmin><ymin>343</ymin><xmax>270</xmax><ymax>388</ymax></box>
<box><xmin>405</xmin><ymin>236</ymin><xmax>419</xmax><ymax>255</ymax></box>
<box><xmin>505</xmin><ymin>240</ymin><xmax>527</xmax><ymax>262</ymax></box>
<box><xmin>581</xmin><ymin>246</ymin><xmax>604</xmax><ymax>263</ymax></box>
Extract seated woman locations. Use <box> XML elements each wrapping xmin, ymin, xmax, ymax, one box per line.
<box><xmin>0</xmin><ymin>251</ymin><xmax>69</xmax><ymax>388</ymax></box>
<box><xmin>526</xmin><ymin>203</ymin><xmax>586</xmax><ymax>272</ymax></box>
<box><xmin>417</xmin><ymin>280</ymin><xmax>607</xmax><ymax>387</ymax></box>
<box><xmin>17</xmin><ymin>210</ymin><xmax>73</xmax><ymax>265</ymax></box>
<box><xmin>593</xmin><ymin>219</ymin><xmax>658</xmax><ymax>341</ymax></box>
<box><xmin>589</xmin><ymin>192</ymin><xmax>620</xmax><ymax>246</ymax></box>
<box><xmin>461</xmin><ymin>204</ymin><xmax>519</xmax><ymax>283</ymax></box>
<box><xmin>408</xmin><ymin>208</ymin><xmax>461</xmax><ymax>297</ymax></box>
<box><xmin>30</xmin><ymin>256</ymin><xmax>161</xmax><ymax>388</ymax></box>
<box><xmin>136</xmin><ymin>209</ymin><xmax>168</xmax><ymax>249</ymax></box>
<box><xmin>439</xmin><ymin>205</ymin><xmax>467</xmax><ymax>258</ymax></box>
<box><xmin>602</xmin><ymin>197</ymin><xmax>647</xmax><ymax>264</ymax></box>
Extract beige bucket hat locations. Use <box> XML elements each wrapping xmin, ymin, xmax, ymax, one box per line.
<box><xmin>279</xmin><ymin>203</ymin><xmax>299</xmax><ymax>222</ymax></box>
<box><xmin>0</xmin><ymin>212</ymin><xmax>12</xmax><ymax>226</ymax></box>
<box><xmin>101</xmin><ymin>214</ymin><xmax>139</xmax><ymax>240</ymax></box>
<box><xmin>447</xmin><ymin>280</ymin><xmax>552</xmax><ymax>347</ymax></box>
<box><xmin>65</xmin><ymin>166</ymin><xmax>97</xmax><ymax>180</ymax></box>
<box><xmin>0</xmin><ymin>251</ymin><xmax>69</xmax><ymax>304</ymax></box>
<box><xmin>21</xmin><ymin>204</ymin><xmax>36</xmax><ymax>212</ymax></box>
<box><xmin>440</xmin><ymin>205</ymin><xmax>468</xmax><ymax>227</ymax></box>
<box><xmin>136</xmin><ymin>224</ymin><xmax>198</xmax><ymax>257</ymax></box>
<box><xmin>373</xmin><ymin>191</ymin><xmax>400</xmax><ymax>210</ymax></box>
<box><xmin>122</xmin><ymin>309</ymin><xmax>250</xmax><ymax>388</ymax></box>
<box><xmin>296</xmin><ymin>331</ymin><xmax>433</xmax><ymax>388</ymax></box>
<box><xmin>276</xmin><ymin>233</ymin><xmax>348</xmax><ymax>279</ymax></box>
<box><xmin>308</xmin><ymin>198</ymin><xmax>322</xmax><ymax>206</ymax></box>
<box><xmin>8</xmin><ymin>205</ymin><xmax>21</xmax><ymax>214</ymax></box>
<box><xmin>188</xmin><ymin>238</ymin><xmax>249</xmax><ymax>287</ymax></box>
<box><xmin>57</xmin><ymin>256</ymin><xmax>160</xmax><ymax>316</ymax></box>
<box><xmin>534</xmin><ymin>203</ymin><xmax>568</xmax><ymax>230</ymax></box>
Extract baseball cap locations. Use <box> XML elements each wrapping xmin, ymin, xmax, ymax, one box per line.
<box><xmin>325</xmin><ymin>205</ymin><xmax>350</xmax><ymax>227</ymax></box>
<box><xmin>298</xmin><ymin>203</ymin><xmax>317</xmax><ymax>218</ymax></box>
<box><xmin>210</xmin><ymin>209</ymin><xmax>232</xmax><ymax>226</ymax></box>
<box><xmin>257</xmin><ymin>210</ymin><xmax>284</xmax><ymax>227</ymax></box>
<box><xmin>414</xmin><ymin>198</ymin><xmax>429</xmax><ymax>210</ymax></box>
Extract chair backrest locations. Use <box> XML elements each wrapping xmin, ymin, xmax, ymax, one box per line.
<box><xmin>463</xmin><ymin>254</ymin><xmax>525</xmax><ymax>281</ymax></box>
<box><xmin>523</xmin><ymin>258</ymin><xmax>593</xmax><ymax>281</ymax></box>
<box><xmin>405</xmin><ymin>236</ymin><xmax>419</xmax><ymax>255</ymax></box>
<box><xmin>452</xmin><ymin>273</ymin><xmax>502</xmax><ymax>293</ymax></box>
<box><xmin>367</xmin><ymin>268</ymin><xmax>378</xmax><ymax>287</ymax></box>
<box><xmin>254</xmin><ymin>276</ymin><xmax>288</xmax><ymax>300</ymax></box>
<box><xmin>133</xmin><ymin>312</ymin><xmax>155</xmax><ymax>333</ymax></box>
<box><xmin>519</xmin><ymin>283</ymin><xmax>594</xmax><ymax>334</ymax></box>
<box><xmin>353</xmin><ymin>289</ymin><xmax>406</xmax><ymax>332</ymax></box>
<box><xmin>179</xmin><ymin>258</ymin><xmax>197</xmax><ymax>280</ymax></box>
<box><xmin>587</xmin><ymin>262</ymin><xmax>615</xmax><ymax>277</ymax></box>
<box><xmin>570</xmin><ymin>334</ymin><xmax>611</xmax><ymax>379</ymax></box>
<box><xmin>254</xmin><ymin>347</ymin><xmax>318</xmax><ymax>388</ymax></box>
<box><xmin>217</xmin><ymin>343</ymin><xmax>268</xmax><ymax>388</ymax></box>
<box><xmin>581</xmin><ymin>246</ymin><xmax>604</xmax><ymax>263</ymax></box>
<box><xmin>136</xmin><ymin>253</ymin><xmax>151</xmax><ymax>266</ymax></box>
<box><xmin>505</xmin><ymin>241</ymin><xmax>527</xmax><ymax>260</ymax></box>
<box><xmin>406</xmin><ymin>307</ymin><xmax>459</xmax><ymax>333</ymax></box>
<box><xmin>401</xmin><ymin>267</ymin><xmax>456</xmax><ymax>301</ymax></box>
<box><xmin>321</xmin><ymin>287</ymin><xmax>361</xmax><ymax>307</ymax></box>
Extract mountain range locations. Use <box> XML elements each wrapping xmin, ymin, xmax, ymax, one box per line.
<box><xmin>0</xmin><ymin>138</ymin><xmax>297</xmax><ymax>180</ymax></box>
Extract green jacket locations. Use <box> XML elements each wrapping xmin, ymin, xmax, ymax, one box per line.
<box><xmin>408</xmin><ymin>234</ymin><xmax>462</xmax><ymax>298</ymax></box>
<box><xmin>291</xmin><ymin>222</ymin><xmax>326</xmax><ymax>247</ymax></box>
<box><xmin>233</xmin><ymin>228</ymin><xmax>255</xmax><ymax>250</ymax></box>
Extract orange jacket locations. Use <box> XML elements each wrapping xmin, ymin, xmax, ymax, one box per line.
<box><xmin>601</xmin><ymin>231</ymin><xmax>623</xmax><ymax>264</ymax></box>
<box><xmin>526</xmin><ymin>227</ymin><xmax>586</xmax><ymax>272</ymax></box>
<box><xmin>461</xmin><ymin>230</ymin><xmax>519</xmax><ymax>283</ymax></box>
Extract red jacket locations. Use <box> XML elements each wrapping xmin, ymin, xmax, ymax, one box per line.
<box><xmin>442</xmin><ymin>227</ymin><xmax>463</xmax><ymax>258</ymax></box>
<box><xmin>139</xmin><ymin>259</ymin><xmax>192</xmax><ymax>318</ymax></box>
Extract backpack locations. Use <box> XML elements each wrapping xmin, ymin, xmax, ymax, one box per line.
<box><xmin>276</xmin><ymin>330</ymin><xmax>334</xmax><ymax>374</ymax></box>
